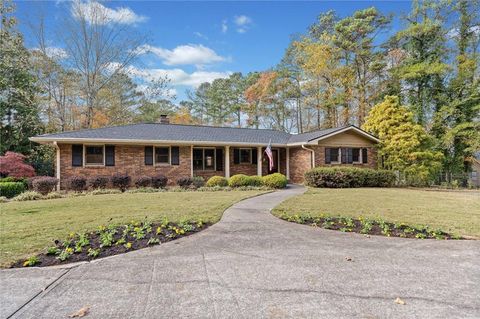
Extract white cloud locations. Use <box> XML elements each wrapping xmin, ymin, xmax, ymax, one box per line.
<box><xmin>72</xmin><ymin>0</ymin><xmax>148</xmax><ymax>25</ymax></box>
<box><xmin>233</xmin><ymin>15</ymin><xmax>252</xmax><ymax>33</ymax></box>
<box><xmin>123</xmin><ymin>65</ymin><xmax>231</xmax><ymax>88</ymax></box>
<box><xmin>221</xmin><ymin>19</ymin><xmax>228</xmax><ymax>33</ymax></box>
<box><xmin>135</xmin><ymin>44</ymin><xmax>226</xmax><ymax>67</ymax></box>
<box><xmin>32</xmin><ymin>46</ymin><xmax>68</xmax><ymax>59</ymax></box>
<box><xmin>193</xmin><ymin>32</ymin><xmax>208</xmax><ymax>40</ymax></box>
<box><xmin>447</xmin><ymin>25</ymin><xmax>480</xmax><ymax>38</ymax></box>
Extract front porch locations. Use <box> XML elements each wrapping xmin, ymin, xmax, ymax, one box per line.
<box><xmin>190</xmin><ymin>146</ymin><xmax>288</xmax><ymax>180</ymax></box>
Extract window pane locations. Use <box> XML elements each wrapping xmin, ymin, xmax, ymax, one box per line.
<box><xmin>155</xmin><ymin>147</ymin><xmax>169</xmax><ymax>164</ymax></box>
<box><xmin>86</xmin><ymin>146</ymin><xmax>103</xmax><ymax>164</ymax></box>
<box><xmin>352</xmin><ymin>148</ymin><xmax>360</xmax><ymax>162</ymax></box>
<box><xmin>240</xmin><ymin>149</ymin><xmax>251</xmax><ymax>163</ymax></box>
<box><xmin>193</xmin><ymin>149</ymin><xmax>203</xmax><ymax>170</ymax></box>
<box><xmin>204</xmin><ymin>149</ymin><xmax>215</xmax><ymax>170</ymax></box>
<box><xmin>330</xmin><ymin>148</ymin><xmax>339</xmax><ymax>162</ymax></box>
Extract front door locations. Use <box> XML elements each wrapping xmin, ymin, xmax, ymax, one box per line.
<box><xmin>268</xmin><ymin>149</ymin><xmax>279</xmax><ymax>174</ymax></box>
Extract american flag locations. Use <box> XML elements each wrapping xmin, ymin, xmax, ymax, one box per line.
<box><xmin>265</xmin><ymin>139</ymin><xmax>274</xmax><ymax>171</ymax></box>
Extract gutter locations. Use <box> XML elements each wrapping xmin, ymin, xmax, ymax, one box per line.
<box><xmin>301</xmin><ymin>144</ymin><xmax>315</xmax><ymax>169</ymax></box>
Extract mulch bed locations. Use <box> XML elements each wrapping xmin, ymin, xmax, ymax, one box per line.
<box><xmin>277</xmin><ymin>213</ymin><xmax>463</xmax><ymax>240</ymax></box>
<box><xmin>12</xmin><ymin>220</ymin><xmax>210</xmax><ymax>268</ymax></box>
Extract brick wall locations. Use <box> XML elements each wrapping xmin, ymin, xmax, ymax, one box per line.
<box><xmin>58</xmin><ymin>144</ymin><xmax>191</xmax><ymax>189</ymax></box>
<box><xmin>288</xmin><ymin>146</ymin><xmax>377</xmax><ymax>184</ymax></box>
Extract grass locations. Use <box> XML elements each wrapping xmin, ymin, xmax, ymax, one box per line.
<box><xmin>273</xmin><ymin>188</ymin><xmax>480</xmax><ymax>238</ymax></box>
<box><xmin>0</xmin><ymin>190</ymin><xmax>266</xmax><ymax>267</ymax></box>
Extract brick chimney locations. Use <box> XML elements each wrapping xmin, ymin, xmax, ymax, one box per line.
<box><xmin>159</xmin><ymin>114</ymin><xmax>170</xmax><ymax>124</ymax></box>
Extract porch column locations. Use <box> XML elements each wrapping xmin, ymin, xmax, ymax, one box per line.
<box><xmin>257</xmin><ymin>146</ymin><xmax>262</xmax><ymax>176</ymax></box>
<box><xmin>225</xmin><ymin>146</ymin><xmax>230</xmax><ymax>178</ymax></box>
<box><xmin>54</xmin><ymin>141</ymin><xmax>61</xmax><ymax>190</ymax></box>
<box><xmin>190</xmin><ymin>145</ymin><xmax>194</xmax><ymax>177</ymax></box>
<box><xmin>286</xmin><ymin>147</ymin><xmax>290</xmax><ymax>180</ymax></box>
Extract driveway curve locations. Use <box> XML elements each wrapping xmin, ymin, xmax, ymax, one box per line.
<box><xmin>1</xmin><ymin>185</ymin><xmax>479</xmax><ymax>319</ymax></box>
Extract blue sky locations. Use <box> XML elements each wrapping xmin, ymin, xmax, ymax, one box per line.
<box><xmin>17</xmin><ymin>1</ymin><xmax>412</xmax><ymax>101</ymax></box>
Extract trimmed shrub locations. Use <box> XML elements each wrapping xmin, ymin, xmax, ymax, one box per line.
<box><xmin>27</xmin><ymin>176</ymin><xmax>43</xmax><ymax>190</ymax></box>
<box><xmin>304</xmin><ymin>167</ymin><xmax>396</xmax><ymax>188</ymax></box>
<box><xmin>32</xmin><ymin>177</ymin><xmax>58</xmax><ymax>195</ymax></box>
<box><xmin>0</xmin><ymin>182</ymin><xmax>26</xmax><ymax>198</ymax></box>
<box><xmin>206</xmin><ymin>176</ymin><xmax>228</xmax><ymax>187</ymax></box>
<box><xmin>111</xmin><ymin>174</ymin><xmax>131</xmax><ymax>192</ymax></box>
<box><xmin>151</xmin><ymin>174</ymin><xmax>168</xmax><ymax>188</ymax></box>
<box><xmin>192</xmin><ymin>176</ymin><xmax>205</xmax><ymax>188</ymax></box>
<box><xmin>134</xmin><ymin>176</ymin><xmax>152</xmax><ymax>188</ymax></box>
<box><xmin>88</xmin><ymin>176</ymin><xmax>109</xmax><ymax>189</ymax></box>
<box><xmin>68</xmin><ymin>176</ymin><xmax>87</xmax><ymax>192</ymax></box>
<box><xmin>228</xmin><ymin>174</ymin><xmax>250</xmax><ymax>187</ymax></box>
<box><xmin>247</xmin><ymin>175</ymin><xmax>264</xmax><ymax>187</ymax></box>
<box><xmin>262</xmin><ymin>173</ymin><xmax>287</xmax><ymax>189</ymax></box>
<box><xmin>12</xmin><ymin>191</ymin><xmax>43</xmax><ymax>201</ymax></box>
<box><xmin>176</xmin><ymin>176</ymin><xmax>193</xmax><ymax>188</ymax></box>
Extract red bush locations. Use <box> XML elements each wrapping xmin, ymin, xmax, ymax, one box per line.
<box><xmin>0</xmin><ymin>152</ymin><xmax>36</xmax><ymax>178</ymax></box>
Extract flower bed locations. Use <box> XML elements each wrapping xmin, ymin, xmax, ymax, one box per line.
<box><xmin>13</xmin><ymin>219</ymin><xmax>209</xmax><ymax>268</ymax></box>
<box><xmin>276</xmin><ymin>213</ymin><xmax>463</xmax><ymax>240</ymax></box>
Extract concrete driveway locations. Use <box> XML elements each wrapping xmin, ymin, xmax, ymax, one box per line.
<box><xmin>1</xmin><ymin>186</ymin><xmax>479</xmax><ymax>318</ymax></box>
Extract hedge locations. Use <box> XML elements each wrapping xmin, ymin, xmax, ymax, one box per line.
<box><xmin>304</xmin><ymin>167</ymin><xmax>396</xmax><ymax>188</ymax></box>
<box><xmin>32</xmin><ymin>177</ymin><xmax>58</xmax><ymax>195</ymax></box>
<box><xmin>68</xmin><ymin>176</ymin><xmax>87</xmax><ymax>192</ymax></box>
<box><xmin>262</xmin><ymin>173</ymin><xmax>287</xmax><ymax>189</ymax></box>
<box><xmin>111</xmin><ymin>174</ymin><xmax>131</xmax><ymax>192</ymax></box>
<box><xmin>88</xmin><ymin>176</ymin><xmax>109</xmax><ymax>189</ymax></box>
<box><xmin>152</xmin><ymin>175</ymin><xmax>168</xmax><ymax>188</ymax></box>
<box><xmin>0</xmin><ymin>182</ymin><xmax>26</xmax><ymax>198</ymax></box>
<box><xmin>228</xmin><ymin>174</ymin><xmax>251</xmax><ymax>187</ymax></box>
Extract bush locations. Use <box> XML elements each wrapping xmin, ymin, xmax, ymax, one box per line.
<box><xmin>0</xmin><ymin>182</ymin><xmax>26</xmax><ymax>198</ymax></box>
<box><xmin>88</xmin><ymin>176</ymin><xmax>109</xmax><ymax>189</ymax></box>
<box><xmin>228</xmin><ymin>174</ymin><xmax>251</xmax><ymax>187</ymax></box>
<box><xmin>176</xmin><ymin>176</ymin><xmax>193</xmax><ymax>188</ymax></box>
<box><xmin>68</xmin><ymin>176</ymin><xmax>87</xmax><ymax>192</ymax></box>
<box><xmin>247</xmin><ymin>175</ymin><xmax>264</xmax><ymax>187</ymax></box>
<box><xmin>12</xmin><ymin>191</ymin><xmax>43</xmax><ymax>201</ymax></box>
<box><xmin>0</xmin><ymin>152</ymin><xmax>36</xmax><ymax>178</ymax></box>
<box><xmin>134</xmin><ymin>176</ymin><xmax>152</xmax><ymax>188</ymax></box>
<box><xmin>262</xmin><ymin>173</ymin><xmax>287</xmax><ymax>189</ymax></box>
<box><xmin>206</xmin><ymin>176</ymin><xmax>228</xmax><ymax>187</ymax></box>
<box><xmin>152</xmin><ymin>174</ymin><xmax>168</xmax><ymax>188</ymax></box>
<box><xmin>304</xmin><ymin>167</ymin><xmax>396</xmax><ymax>188</ymax></box>
<box><xmin>0</xmin><ymin>176</ymin><xmax>27</xmax><ymax>188</ymax></box>
<box><xmin>192</xmin><ymin>176</ymin><xmax>205</xmax><ymax>188</ymax></box>
<box><xmin>111</xmin><ymin>174</ymin><xmax>131</xmax><ymax>191</ymax></box>
<box><xmin>32</xmin><ymin>177</ymin><xmax>58</xmax><ymax>195</ymax></box>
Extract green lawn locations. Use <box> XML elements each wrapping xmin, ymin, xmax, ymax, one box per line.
<box><xmin>0</xmin><ymin>190</ymin><xmax>265</xmax><ymax>266</ymax></box>
<box><xmin>273</xmin><ymin>188</ymin><xmax>480</xmax><ymax>238</ymax></box>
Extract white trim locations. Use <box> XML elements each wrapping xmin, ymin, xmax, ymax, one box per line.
<box><xmin>257</xmin><ymin>146</ymin><xmax>262</xmax><ymax>176</ymax></box>
<box><xmin>190</xmin><ymin>145</ymin><xmax>194</xmax><ymax>177</ymax></box>
<box><xmin>225</xmin><ymin>146</ymin><xmax>230</xmax><ymax>178</ymax></box>
<box><xmin>305</xmin><ymin>126</ymin><xmax>380</xmax><ymax>145</ymax></box>
<box><xmin>84</xmin><ymin>144</ymin><xmax>105</xmax><ymax>167</ymax></box>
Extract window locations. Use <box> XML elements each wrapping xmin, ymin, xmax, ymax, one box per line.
<box><xmin>85</xmin><ymin>146</ymin><xmax>104</xmax><ymax>165</ymax></box>
<box><xmin>329</xmin><ymin>148</ymin><xmax>340</xmax><ymax>163</ymax></box>
<box><xmin>352</xmin><ymin>148</ymin><xmax>361</xmax><ymax>163</ymax></box>
<box><xmin>155</xmin><ymin>147</ymin><xmax>170</xmax><ymax>164</ymax></box>
<box><xmin>193</xmin><ymin>148</ymin><xmax>216</xmax><ymax>170</ymax></box>
<box><xmin>240</xmin><ymin>148</ymin><xmax>252</xmax><ymax>164</ymax></box>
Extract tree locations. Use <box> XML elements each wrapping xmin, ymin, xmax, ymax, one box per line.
<box><xmin>363</xmin><ymin>95</ymin><xmax>443</xmax><ymax>185</ymax></box>
<box><xmin>0</xmin><ymin>1</ymin><xmax>42</xmax><ymax>155</ymax></box>
<box><xmin>59</xmin><ymin>0</ymin><xmax>145</xmax><ymax>128</ymax></box>
<box><xmin>0</xmin><ymin>152</ymin><xmax>36</xmax><ymax>178</ymax></box>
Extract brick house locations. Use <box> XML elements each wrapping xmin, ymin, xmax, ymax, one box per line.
<box><xmin>30</xmin><ymin>120</ymin><xmax>379</xmax><ymax>188</ymax></box>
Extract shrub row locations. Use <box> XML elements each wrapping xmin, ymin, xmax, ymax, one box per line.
<box><xmin>65</xmin><ymin>174</ymin><xmax>169</xmax><ymax>192</ymax></box>
<box><xmin>304</xmin><ymin>167</ymin><xmax>396</xmax><ymax>188</ymax></box>
<box><xmin>205</xmin><ymin>173</ymin><xmax>287</xmax><ymax>189</ymax></box>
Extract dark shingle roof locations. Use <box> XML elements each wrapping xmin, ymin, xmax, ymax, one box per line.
<box><xmin>31</xmin><ymin>123</ymin><xmax>377</xmax><ymax>145</ymax></box>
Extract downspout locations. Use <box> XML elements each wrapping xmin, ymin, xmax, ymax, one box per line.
<box><xmin>53</xmin><ymin>141</ymin><xmax>61</xmax><ymax>190</ymax></box>
<box><xmin>302</xmin><ymin>144</ymin><xmax>315</xmax><ymax>169</ymax></box>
